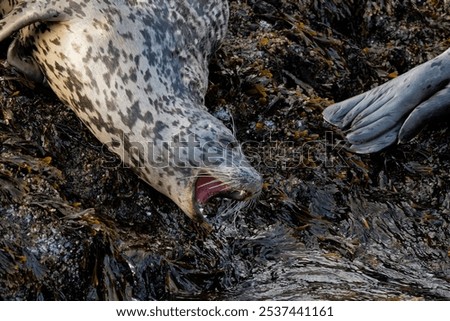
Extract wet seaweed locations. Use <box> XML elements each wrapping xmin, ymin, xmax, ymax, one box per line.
<box><xmin>0</xmin><ymin>0</ymin><xmax>449</xmax><ymax>300</ymax></box>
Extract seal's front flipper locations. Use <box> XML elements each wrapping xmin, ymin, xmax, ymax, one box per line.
<box><xmin>0</xmin><ymin>1</ymin><xmax>70</xmax><ymax>82</ymax></box>
<box><xmin>323</xmin><ymin>48</ymin><xmax>450</xmax><ymax>153</ymax></box>
<box><xmin>322</xmin><ymin>91</ymin><xmax>367</xmax><ymax>127</ymax></box>
<box><xmin>399</xmin><ymin>83</ymin><xmax>450</xmax><ymax>143</ymax></box>
<box><xmin>7</xmin><ymin>38</ymin><xmax>45</xmax><ymax>83</ymax></box>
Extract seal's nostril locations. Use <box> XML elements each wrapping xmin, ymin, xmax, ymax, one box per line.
<box><xmin>228</xmin><ymin>190</ymin><xmax>247</xmax><ymax>201</ymax></box>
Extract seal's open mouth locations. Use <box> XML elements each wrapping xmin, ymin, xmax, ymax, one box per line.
<box><xmin>196</xmin><ymin>176</ymin><xmax>229</xmax><ymax>204</ymax></box>
<box><xmin>195</xmin><ymin>176</ymin><xmax>249</xmax><ymax>213</ymax></box>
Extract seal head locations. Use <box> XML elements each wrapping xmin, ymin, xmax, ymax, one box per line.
<box><xmin>0</xmin><ymin>0</ymin><xmax>262</xmax><ymax>226</ymax></box>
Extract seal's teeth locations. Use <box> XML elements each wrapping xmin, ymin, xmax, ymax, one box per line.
<box><xmin>207</xmin><ymin>181</ymin><xmax>229</xmax><ymax>190</ymax></box>
<box><xmin>198</xmin><ymin>178</ymin><xmax>222</xmax><ymax>188</ymax></box>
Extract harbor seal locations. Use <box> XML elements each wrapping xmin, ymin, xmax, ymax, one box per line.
<box><xmin>324</xmin><ymin>48</ymin><xmax>450</xmax><ymax>153</ymax></box>
<box><xmin>0</xmin><ymin>0</ymin><xmax>263</xmax><ymax>228</ymax></box>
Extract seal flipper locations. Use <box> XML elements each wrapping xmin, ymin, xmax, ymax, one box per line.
<box><xmin>348</xmin><ymin>123</ymin><xmax>401</xmax><ymax>154</ymax></box>
<box><xmin>0</xmin><ymin>1</ymin><xmax>69</xmax><ymax>82</ymax></box>
<box><xmin>399</xmin><ymin>83</ymin><xmax>450</xmax><ymax>142</ymax></box>
<box><xmin>324</xmin><ymin>48</ymin><xmax>450</xmax><ymax>153</ymax></box>
<box><xmin>322</xmin><ymin>91</ymin><xmax>366</xmax><ymax>127</ymax></box>
<box><xmin>7</xmin><ymin>37</ymin><xmax>45</xmax><ymax>83</ymax></box>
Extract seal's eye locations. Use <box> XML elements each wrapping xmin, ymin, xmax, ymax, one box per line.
<box><xmin>229</xmin><ymin>141</ymin><xmax>240</xmax><ymax>149</ymax></box>
<box><xmin>218</xmin><ymin>137</ymin><xmax>239</xmax><ymax>149</ymax></box>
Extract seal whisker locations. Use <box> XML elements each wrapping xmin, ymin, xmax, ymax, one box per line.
<box><xmin>247</xmin><ymin>197</ymin><xmax>259</xmax><ymax>210</ymax></box>
<box><xmin>207</xmin><ymin>181</ymin><xmax>229</xmax><ymax>190</ymax></box>
<box><xmin>198</xmin><ymin>178</ymin><xmax>223</xmax><ymax>188</ymax></box>
<box><xmin>220</xmin><ymin>199</ymin><xmax>248</xmax><ymax>222</ymax></box>
<box><xmin>204</xmin><ymin>170</ymin><xmax>233</xmax><ymax>179</ymax></box>
<box><xmin>229</xmin><ymin>110</ymin><xmax>237</xmax><ymax>137</ymax></box>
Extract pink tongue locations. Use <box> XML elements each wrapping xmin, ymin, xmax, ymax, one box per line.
<box><xmin>196</xmin><ymin>177</ymin><xmax>228</xmax><ymax>204</ymax></box>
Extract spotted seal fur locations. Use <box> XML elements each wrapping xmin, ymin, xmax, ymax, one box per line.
<box><xmin>324</xmin><ymin>48</ymin><xmax>450</xmax><ymax>153</ymax></box>
<box><xmin>0</xmin><ymin>0</ymin><xmax>263</xmax><ymax>228</ymax></box>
